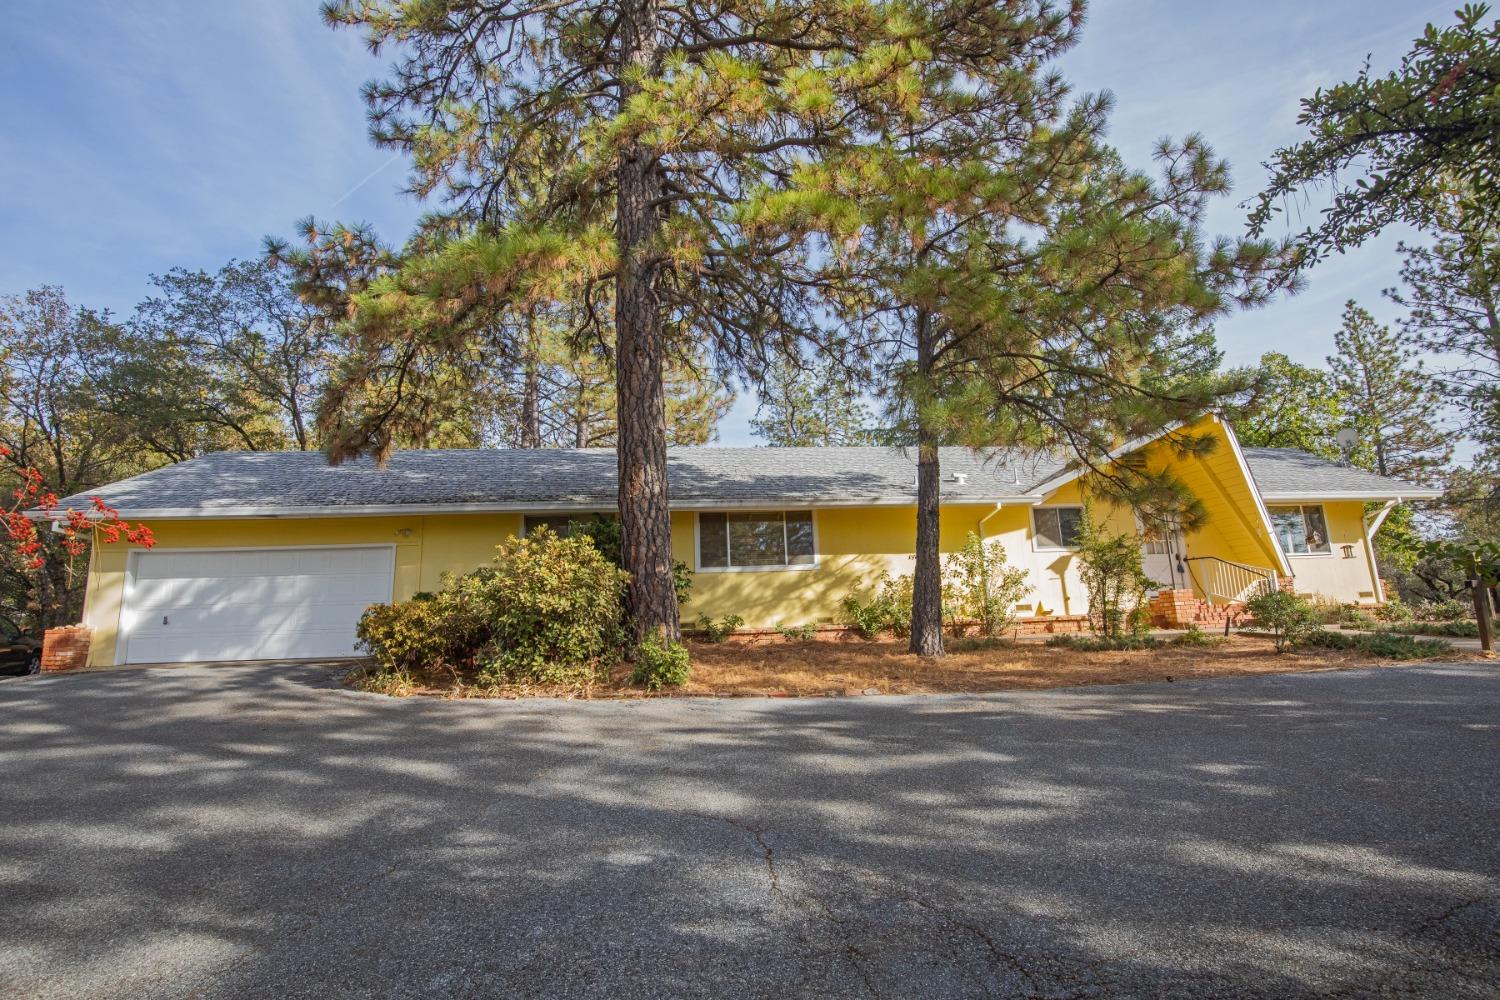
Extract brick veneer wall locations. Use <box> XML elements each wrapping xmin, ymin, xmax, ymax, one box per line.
<box><xmin>41</xmin><ymin>625</ymin><xmax>91</xmax><ymax>672</ymax></box>
<box><xmin>1147</xmin><ymin>589</ymin><xmax>1199</xmax><ymax>629</ymax></box>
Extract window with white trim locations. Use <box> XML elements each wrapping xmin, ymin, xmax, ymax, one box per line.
<box><xmin>1032</xmin><ymin>506</ymin><xmax>1084</xmax><ymax>550</ymax></box>
<box><xmin>698</xmin><ymin>511</ymin><xmax>815</xmax><ymax>570</ymax></box>
<box><xmin>1268</xmin><ymin>504</ymin><xmax>1331</xmax><ymax>555</ymax></box>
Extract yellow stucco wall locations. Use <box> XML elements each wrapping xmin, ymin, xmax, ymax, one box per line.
<box><xmin>675</xmin><ymin>504</ymin><xmax>1001</xmax><ymax>627</ymax></box>
<box><xmin>1274</xmin><ymin>501</ymin><xmax>1382</xmax><ymax>604</ymax></box>
<box><xmin>83</xmin><ymin>504</ymin><xmax>1010</xmax><ymax>665</ymax></box>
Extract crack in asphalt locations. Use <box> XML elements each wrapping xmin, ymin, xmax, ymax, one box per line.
<box><xmin>689</xmin><ymin>812</ymin><xmax>884</xmax><ymax>999</ymax></box>
<box><xmin>1407</xmin><ymin>895</ymin><xmax>1491</xmax><ymax>939</ymax></box>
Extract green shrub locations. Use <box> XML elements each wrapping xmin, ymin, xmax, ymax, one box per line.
<box><xmin>1375</xmin><ymin>597</ymin><xmax>1414</xmax><ymax>623</ymax></box>
<box><xmin>356</xmin><ymin>587</ymin><xmax>489</xmax><ymax>673</ymax></box>
<box><xmin>1171</xmin><ymin>624</ymin><xmax>1228</xmax><ymax>647</ymax></box>
<box><xmin>630</xmin><ymin>631</ymin><xmax>692</xmax><ymax>690</ymax></box>
<box><xmin>1244</xmin><ymin>590</ymin><xmax>1322</xmax><ymax>653</ymax></box>
<box><xmin>572</xmin><ymin>515</ymin><xmax>693</xmax><ymax>608</ymax></box>
<box><xmin>1341</xmin><ymin>608</ymin><xmax>1378</xmax><ymax>629</ymax></box>
<box><xmin>1306</xmin><ymin>594</ymin><xmax>1348</xmax><ymax>625</ymax></box>
<box><xmin>942</xmin><ymin>531</ymin><xmax>1032</xmax><ymax>636</ymax></box>
<box><xmin>1298</xmin><ymin>629</ymin><xmax>1452</xmax><ymax>660</ymax></box>
<box><xmin>1075</xmin><ymin>507</ymin><xmax>1156</xmax><ymax>639</ymax></box>
<box><xmin>356</xmin><ymin>527</ymin><xmax>628</xmax><ymax>686</ymax></box>
<box><xmin>694</xmin><ymin>614</ymin><xmax>743</xmax><ymax>643</ymax></box>
<box><xmin>472</xmin><ymin>529</ymin><xmax>629</xmax><ymax>684</ymax></box>
<box><xmin>841</xmin><ymin>572</ymin><xmax>913</xmax><ymax>638</ymax></box>
<box><xmin>775</xmin><ymin>622</ymin><xmax>816</xmax><ymax>641</ymax></box>
<box><xmin>1413</xmin><ymin>598</ymin><xmax>1470</xmax><ymax>623</ymax></box>
<box><xmin>1379</xmin><ymin>620</ymin><xmax>1479</xmax><ymax>638</ymax></box>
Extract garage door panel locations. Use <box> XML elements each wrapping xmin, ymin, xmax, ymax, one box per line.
<box><xmin>122</xmin><ymin>546</ymin><xmax>394</xmax><ymax>664</ymax></box>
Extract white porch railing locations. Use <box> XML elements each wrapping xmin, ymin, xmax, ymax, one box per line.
<box><xmin>1185</xmin><ymin>556</ymin><xmax>1278</xmax><ymax>605</ymax></box>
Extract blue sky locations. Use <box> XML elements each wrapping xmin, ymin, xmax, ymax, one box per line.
<box><xmin>0</xmin><ymin>1</ymin><xmax>1454</xmax><ymax>446</ymax></box>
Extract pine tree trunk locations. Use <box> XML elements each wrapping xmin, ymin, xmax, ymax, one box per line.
<box><xmin>521</xmin><ymin>329</ymin><xmax>542</xmax><ymax>449</ymax></box>
<box><xmin>909</xmin><ymin>308</ymin><xmax>944</xmax><ymax>657</ymax></box>
<box><xmin>615</xmin><ymin>0</ymin><xmax>679</xmax><ymax>644</ymax></box>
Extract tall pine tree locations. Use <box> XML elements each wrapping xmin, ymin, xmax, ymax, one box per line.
<box><xmin>322</xmin><ymin>0</ymin><xmax>1115</xmax><ymax>642</ymax></box>
<box><xmin>1328</xmin><ymin>301</ymin><xmax>1451</xmax><ymax>483</ymax></box>
<box><xmin>1386</xmin><ymin>207</ymin><xmax>1500</xmax><ymax>472</ymax></box>
<box><xmin>749</xmin><ymin>38</ymin><xmax>1287</xmax><ymax>653</ymax></box>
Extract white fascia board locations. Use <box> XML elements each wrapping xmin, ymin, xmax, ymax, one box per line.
<box><xmin>1221</xmin><ymin>420</ymin><xmax>1295</xmax><ymax>578</ymax></box>
<box><xmin>1259</xmin><ymin>490</ymin><xmax>1444</xmax><ymax>502</ymax></box>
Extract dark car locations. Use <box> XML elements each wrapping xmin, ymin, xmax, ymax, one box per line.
<box><xmin>0</xmin><ymin>619</ymin><xmax>41</xmax><ymax>676</ymax></box>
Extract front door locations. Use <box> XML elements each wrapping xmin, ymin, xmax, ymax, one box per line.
<box><xmin>1141</xmin><ymin>524</ymin><xmax>1186</xmax><ymax>593</ymax></box>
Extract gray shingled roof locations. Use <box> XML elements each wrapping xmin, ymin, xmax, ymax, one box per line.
<box><xmin>51</xmin><ymin>443</ymin><xmax>1434</xmax><ymax>517</ymax></box>
<box><xmin>58</xmin><ymin>447</ymin><xmax>1066</xmax><ymax>516</ymax></box>
<box><xmin>1239</xmin><ymin>447</ymin><xmax>1439</xmax><ymax>499</ymax></box>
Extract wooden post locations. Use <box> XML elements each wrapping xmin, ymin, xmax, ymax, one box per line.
<box><xmin>1473</xmin><ymin>579</ymin><xmax>1495</xmax><ymax>654</ymax></box>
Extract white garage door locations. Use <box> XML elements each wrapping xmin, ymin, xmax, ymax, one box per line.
<box><xmin>120</xmin><ymin>546</ymin><xmax>395</xmax><ymax>664</ymax></box>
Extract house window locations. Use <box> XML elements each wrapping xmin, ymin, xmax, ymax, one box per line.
<box><xmin>1268</xmin><ymin>504</ymin><xmax>1331</xmax><ymax>555</ymax></box>
<box><xmin>1032</xmin><ymin>506</ymin><xmax>1084</xmax><ymax>550</ymax></box>
<box><xmin>523</xmin><ymin>514</ymin><xmax>614</xmax><ymax>537</ymax></box>
<box><xmin>698</xmin><ymin>511</ymin><xmax>815</xmax><ymax>570</ymax></box>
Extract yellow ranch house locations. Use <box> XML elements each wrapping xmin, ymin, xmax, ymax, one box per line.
<box><xmin>51</xmin><ymin>414</ymin><xmax>1437</xmax><ymax>667</ymax></box>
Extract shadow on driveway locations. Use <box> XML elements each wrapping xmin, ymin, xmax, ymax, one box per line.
<box><xmin>0</xmin><ymin>662</ymin><xmax>1496</xmax><ymax>999</ymax></box>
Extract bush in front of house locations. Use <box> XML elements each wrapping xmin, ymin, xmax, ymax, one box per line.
<box><xmin>1413</xmin><ymin>598</ymin><xmax>1472</xmax><ymax>623</ymax></box>
<box><xmin>1243</xmin><ymin>590</ymin><xmax>1322</xmax><ymax>653</ymax></box>
<box><xmin>1377</xmin><ymin>620</ymin><xmax>1480</xmax><ymax>638</ymax></box>
<box><xmin>1172</xmin><ymin>623</ymin><xmax>1228</xmax><ymax>647</ymax></box>
<box><xmin>1074</xmin><ymin>508</ymin><xmax>1156</xmax><ymax>639</ymax></box>
<box><xmin>841</xmin><ymin>571</ymin><xmax>914</xmax><ymax>638</ymax></box>
<box><xmin>570</xmin><ymin>514</ymin><xmax>694</xmax><ymax>608</ymax></box>
<box><xmin>630</xmin><ymin>631</ymin><xmax>692</xmax><ymax>691</ymax></box>
<box><xmin>1298</xmin><ymin>629</ymin><xmax>1453</xmax><ymax>660</ymax></box>
<box><xmin>1374</xmin><ymin>597</ymin><xmax>1414</xmax><ymax>623</ymax></box>
<box><xmin>694</xmin><ymin>614</ymin><xmax>743</xmax><ymax>643</ymax></box>
<box><xmin>1306</xmin><ymin>594</ymin><xmax>1348</xmax><ymax>625</ymax></box>
<box><xmin>943</xmin><ymin>531</ymin><xmax>1032</xmax><ymax>637</ymax></box>
<box><xmin>355</xmin><ymin>587</ymin><xmax>492</xmax><ymax>675</ymax></box>
<box><xmin>357</xmin><ymin>527</ymin><xmax>629</xmax><ymax>686</ymax></box>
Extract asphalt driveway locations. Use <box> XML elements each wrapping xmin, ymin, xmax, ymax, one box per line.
<box><xmin>1</xmin><ymin>663</ymin><xmax>1496</xmax><ymax>999</ymax></box>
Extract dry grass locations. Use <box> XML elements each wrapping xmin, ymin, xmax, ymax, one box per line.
<box><xmin>348</xmin><ymin>632</ymin><xmax>1482</xmax><ymax>700</ymax></box>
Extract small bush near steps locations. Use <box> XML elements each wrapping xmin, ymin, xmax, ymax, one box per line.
<box><xmin>630</xmin><ymin>631</ymin><xmax>692</xmax><ymax>691</ymax></box>
<box><xmin>1243</xmin><ymin>591</ymin><xmax>1322</xmax><ymax>653</ymax></box>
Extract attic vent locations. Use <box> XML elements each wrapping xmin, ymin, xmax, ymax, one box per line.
<box><xmin>951</xmin><ymin>473</ymin><xmax>969</xmax><ymax>485</ymax></box>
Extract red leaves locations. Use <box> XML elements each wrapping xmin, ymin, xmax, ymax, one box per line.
<box><xmin>2</xmin><ymin>463</ymin><xmax>155</xmax><ymax>580</ymax></box>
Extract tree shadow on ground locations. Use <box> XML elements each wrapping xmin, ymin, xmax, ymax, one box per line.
<box><xmin>0</xmin><ymin>662</ymin><xmax>1496</xmax><ymax>999</ymax></box>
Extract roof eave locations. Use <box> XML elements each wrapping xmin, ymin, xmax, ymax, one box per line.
<box><xmin>1259</xmin><ymin>490</ymin><xmax>1444</xmax><ymax>502</ymax></box>
<box><xmin>31</xmin><ymin>494</ymin><xmax>1037</xmax><ymax>520</ymax></box>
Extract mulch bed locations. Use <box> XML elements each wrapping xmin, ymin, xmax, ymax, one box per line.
<box><xmin>349</xmin><ymin>632</ymin><xmax>1485</xmax><ymax>700</ymax></box>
